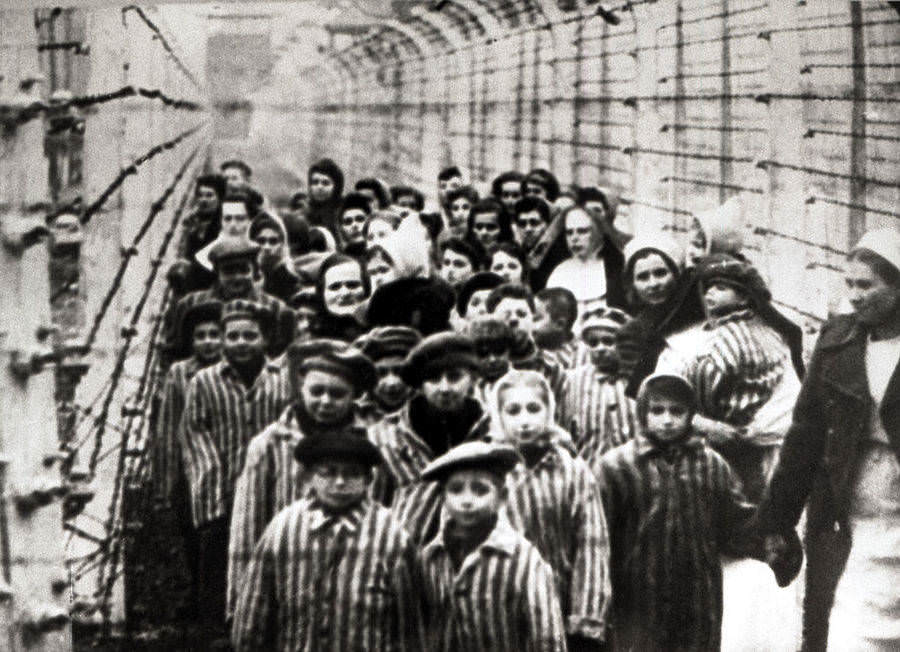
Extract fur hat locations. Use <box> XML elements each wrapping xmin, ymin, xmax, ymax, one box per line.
<box><xmin>697</xmin><ymin>254</ymin><xmax>771</xmax><ymax>304</ymax></box>
<box><xmin>401</xmin><ymin>332</ymin><xmax>479</xmax><ymax>387</ymax></box>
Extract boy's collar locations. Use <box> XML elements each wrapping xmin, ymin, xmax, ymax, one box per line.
<box><xmin>425</xmin><ymin>510</ymin><xmax>518</xmax><ymax>560</ymax></box>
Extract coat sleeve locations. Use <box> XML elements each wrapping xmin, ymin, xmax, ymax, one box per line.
<box><xmin>755</xmin><ymin>332</ymin><xmax>828</xmax><ymax>534</ymax></box>
<box><xmin>390</xmin><ymin>534</ymin><xmax>428</xmax><ymax>652</ymax></box>
<box><xmin>227</xmin><ymin>438</ymin><xmax>272</xmax><ymax>620</ymax></box>
<box><xmin>231</xmin><ymin>522</ymin><xmax>280</xmax><ymax>652</ymax></box>
<box><xmin>522</xmin><ymin>552</ymin><xmax>569</xmax><ymax>652</ymax></box>
<box><xmin>566</xmin><ymin>464</ymin><xmax>612</xmax><ymax>641</ymax></box>
<box><xmin>152</xmin><ymin>366</ymin><xmax>185</xmax><ymax>503</ymax></box>
<box><xmin>713</xmin><ymin>452</ymin><xmax>761</xmax><ymax>559</ymax></box>
<box><xmin>179</xmin><ymin>376</ymin><xmax>225</xmax><ymax>526</ymax></box>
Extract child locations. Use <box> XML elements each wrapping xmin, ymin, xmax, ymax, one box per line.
<box><xmin>488</xmin><ymin>370</ymin><xmax>610</xmax><ymax>652</ymax></box>
<box><xmin>226</xmin><ymin>340</ymin><xmax>377</xmax><ymax>620</ymax></box>
<box><xmin>418</xmin><ymin>441</ymin><xmax>567</xmax><ymax>652</ymax></box>
<box><xmin>467</xmin><ymin>316</ymin><xmax>515</xmax><ymax>407</ymax></box>
<box><xmin>534</xmin><ymin>286</ymin><xmax>580</xmax><ymax>369</ymax></box>
<box><xmin>353</xmin><ymin>326</ymin><xmax>422</xmax><ymax>426</ymax></box>
<box><xmin>596</xmin><ymin>373</ymin><xmax>757</xmax><ymax>651</ymax></box>
<box><xmin>557</xmin><ymin>307</ymin><xmax>637</xmax><ymax>469</ymax></box>
<box><xmin>231</xmin><ymin>428</ymin><xmax>424</xmax><ymax>652</ymax></box>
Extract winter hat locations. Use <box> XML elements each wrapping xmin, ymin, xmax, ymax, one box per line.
<box><xmin>697</xmin><ymin>254</ymin><xmax>771</xmax><ymax>305</ymax></box>
<box><xmin>294</xmin><ymin>425</ymin><xmax>383</xmax><ymax>469</ymax></box>
<box><xmin>354</xmin><ymin>326</ymin><xmax>422</xmax><ymax>362</ymax></box>
<box><xmin>401</xmin><ymin>332</ymin><xmax>479</xmax><ymax>387</ymax></box>
<box><xmin>851</xmin><ymin>227</ymin><xmax>900</xmax><ymax>275</ymax></box>
<box><xmin>420</xmin><ymin>441</ymin><xmax>521</xmax><ymax>484</ymax></box>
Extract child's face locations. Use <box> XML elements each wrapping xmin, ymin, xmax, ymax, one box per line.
<box><xmin>465</xmin><ymin>289</ymin><xmax>493</xmax><ymax>319</ymax></box>
<box><xmin>474</xmin><ymin>338</ymin><xmax>511</xmax><ymax>381</ymax></box>
<box><xmin>365</xmin><ymin>254</ymin><xmax>397</xmax><ymax>291</ymax></box>
<box><xmin>443</xmin><ymin>468</ymin><xmax>503</xmax><ymax>529</ymax></box>
<box><xmin>703</xmin><ymin>282</ymin><xmax>747</xmax><ymax>318</ymax></box>
<box><xmin>366</xmin><ymin>219</ymin><xmax>393</xmax><ymax>249</ymax></box>
<box><xmin>421</xmin><ymin>366</ymin><xmax>473</xmax><ymax>413</ymax></box>
<box><xmin>440</xmin><ymin>248</ymin><xmax>475</xmax><ymax>288</ymax></box>
<box><xmin>192</xmin><ymin>321</ymin><xmax>222</xmax><ymax>364</ymax></box>
<box><xmin>532</xmin><ymin>299</ymin><xmax>559</xmax><ymax>338</ymax></box>
<box><xmin>373</xmin><ymin>357</ymin><xmax>411</xmax><ymax>410</ymax></box>
<box><xmin>339</xmin><ymin>209</ymin><xmax>368</xmax><ymax>247</ymax></box>
<box><xmin>493</xmin><ymin>297</ymin><xmax>534</xmax><ymax>336</ymax></box>
<box><xmin>644</xmin><ymin>395</ymin><xmax>691</xmax><ymax>442</ymax></box>
<box><xmin>582</xmin><ymin>327</ymin><xmax>618</xmax><ymax>370</ymax></box>
<box><xmin>310</xmin><ymin>461</ymin><xmax>369</xmax><ymax>511</ymax></box>
<box><xmin>499</xmin><ymin>385</ymin><xmax>550</xmax><ymax>447</ymax></box>
<box><xmin>491</xmin><ymin>251</ymin><xmax>525</xmax><ymax>285</ymax></box>
<box><xmin>223</xmin><ymin>318</ymin><xmax>265</xmax><ymax>367</ymax></box>
<box><xmin>299</xmin><ymin>369</ymin><xmax>355</xmax><ymax>424</ymax></box>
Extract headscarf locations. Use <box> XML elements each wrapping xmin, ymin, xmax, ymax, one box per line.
<box><xmin>486</xmin><ymin>369</ymin><xmax>572</xmax><ymax>449</ymax></box>
<box><xmin>306</xmin><ymin>158</ymin><xmax>345</xmax><ymax>233</ymax></box>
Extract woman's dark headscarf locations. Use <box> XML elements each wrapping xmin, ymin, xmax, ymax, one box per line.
<box><xmin>307</xmin><ymin>158</ymin><xmax>345</xmax><ymax>234</ymax></box>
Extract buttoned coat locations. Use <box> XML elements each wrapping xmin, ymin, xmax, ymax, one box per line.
<box><xmin>757</xmin><ymin>314</ymin><xmax>900</xmax><ymax>651</ymax></box>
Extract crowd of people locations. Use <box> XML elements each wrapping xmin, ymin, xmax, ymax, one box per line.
<box><xmin>149</xmin><ymin>156</ymin><xmax>900</xmax><ymax>651</ymax></box>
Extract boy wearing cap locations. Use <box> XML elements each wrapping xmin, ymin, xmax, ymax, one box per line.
<box><xmin>164</xmin><ymin>238</ymin><xmax>296</xmax><ymax>367</ymax></box>
<box><xmin>596</xmin><ymin>373</ymin><xmax>757</xmax><ymax>651</ymax></box>
<box><xmin>370</xmin><ymin>332</ymin><xmax>490</xmax><ymax>498</ymax></box>
<box><xmin>418</xmin><ymin>441</ymin><xmax>567</xmax><ymax>652</ymax></box>
<box><xmin>226</xmin><ymin>339</ymin><xmax>378</xmax><ymax>619</ymax></box>
<box><xmin>353</xmin><ymin>326</ymin><xmax>422</xmax><ymax>426</ymax></box>
<box><xmin>232</xmin><ymin>429</ymin><xmax>425</xmax><ymax>652</ymax></box>
<box><xmin>467</xmin><ymin>316</ymin><xmax>516</xmax><ymax>407</ymax></box>
<box><xmin>179</xmin><ymin>299</ymin><xmax>290</xmax><ymax>645</ymax></box>
<box><xmin>558</xmin><ymin>307</ymin><xmax>637</xmax><ymax>468</ymax></box>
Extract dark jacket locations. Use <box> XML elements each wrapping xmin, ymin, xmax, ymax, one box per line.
<box><xmin>756</xmin><ymin>313</ymin><xmax>900</xmax><ymax>651</ymax></box>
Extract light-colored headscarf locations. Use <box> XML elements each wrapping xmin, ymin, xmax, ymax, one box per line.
<box><xmin>486</xmin><ymin>369</ymin><xmax>573</xmax><ymax>449</ymax></box>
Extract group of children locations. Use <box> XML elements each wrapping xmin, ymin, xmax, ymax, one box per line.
<box><xmin>151</xmin><ymin>157</ymin><xmax>806</xmax><ymax>651</ymax></box>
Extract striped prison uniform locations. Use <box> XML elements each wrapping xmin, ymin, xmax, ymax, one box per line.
<box><xmin>681</xmin><ymin>309</ymin><xmax>789</xmax><ymax>428</ymax></box>
<box><xmin>163</xmin><ymin>287</ymin><xmax>295</xmax><ymax>365</ymax></box>
<box><xmin>227</xmin><ymin>404</ymin><xmax>399</xmax><ymax>618</ymax></box>
<box><xmin>179</xmin><ymin>358</ymin><xmax>289</xmax><ymax>527</ymax></box>
<box><xmin>231</xmin><ymin>497</ymin><xmax>426</xmax><ymax>652</ymax></box>
<box><xmin>596</xmin><ymin>434</ymin><xmax>756</xmax><ymax>651</ymax></box>
<box><xmin>368</xmin><ymin>400</ymin><xmax>491</xmax><ymax>501</ymax></box>
<box><xmin>420</xmin><ymin>513</ymin><xmax>567</xmax><ymax>652</ymax></box>
<box><xmin>539</xmin><ymin>339</ymin><xmax>580</xmax><ymax>372</ymax></box>
<box><xmin>152</xmin><ymin>356</ymin><xmax>208</xmax><ymax>504</ymax></box>
<box><xmin>394</xmin><ymin>442</ymin><xmax>611</xmax><ymax>642</ymax></box>
<box><xmin>557</xmin><ymin>366</ymin><xmax>637</xmax><ymax>469</ymax></box>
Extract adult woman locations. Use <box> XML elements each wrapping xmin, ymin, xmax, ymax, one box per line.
<box><xmin>466</xmin><ymin>198</ymin><xmax>511</xmax><ymax>253</ymax></box>
<box><xmin>443</xmin><ymin>185</ymin><xmax>479</xmax><ymax>241</ymax></box>
<box><xmin>364</xmin><ymin>209</ymin><xmax>402</xmax><ymax>250</ymax></box>
<box><xmin>306</xmin><ymin>158</ymin><xmax>344</xmax><ymax>234</ymax></box>
<box><xmin>615</xmin><ymin>233</ymin><xmax>684</xmax><ymax>381</ymax></box>
<box><xmin>758</xmin><ymin>228</ymin><xmax>900</xmax><ymax>651</ymax></box>
<box><xmin>545</xmin><ymin>205</ymin><xmax>629</xmax><ymax>314</ymax></box>
<box><xmin>489</xmin><ymin>242</ymin><xmax>529</xmax><ymax>287</ymax></box>
<box><xmin>313</xmin><ymin>254</ymin><xmax>369</xmax><ymax>342</ymax></box>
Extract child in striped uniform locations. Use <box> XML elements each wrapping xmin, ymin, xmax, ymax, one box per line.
<box><xmin>231</xmin><ymin>429</ymin><xmax>425</xmax><ymax>652</ymax></box>
<box><xmin>226</xmin><ymin>339</ymin><xmax>377</xmax><ymax>621</ymax></box>
<box><xmin>534</xmin><ymin>287</ymin><xmax>581</xmax><ymax>370</ymax></box>
<box><xmin>596</xmin><ymin>373</ymin><xmax>758</xmax><ymax>651</ymax></box>
<box><xmin>418</xmin><ymin>441</ymin><xmax>567</xmax><ymax>652</ymax></box>
<box><xmin>467</xmin><ymin>316</ymin><xmax>516</xmax><ymax>407</ymax></box>
<box><xmin>557</xmin><ymin>307</ymin><xmax>637</xmax><ymax>469</ymax></box>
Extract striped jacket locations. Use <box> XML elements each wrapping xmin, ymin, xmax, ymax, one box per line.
<box><xmin>179</xmin><ymin>358</ymin><xmax>289</xmax><ymax>527</ymax></box>
<box><xmin>394</xmin><ymin>443</ymin><xmax>611</xmax><ymax>641</ymax></box>
<box><xmin>682</xmin><ymin>309</ymin><xmax>789</xmax><ymax>428</ymax></box>
<box><xmin>231</xmin><ymin>498</ymin><xmax>426</xmax><ymax>652</ymax></box>
<box><xmin>152</xmin><ymin>356</ymin><xmax>209</xmax><ymax>504</ymax></box>
<box><xmin>420</xmin><ymin>514</ymin><xmax>567</xmax><ymax>652</ymax></box>
<box><xmin>557</xmin><ymin>366</ymin><xmax>637</xmax><ymax>468</ymax></box>
<box><xmin>596</xmin><ymin>434</ymin><xmax>756</xmax><ymax>651</ymax></box>
<box><xmin>227</xmin><ymin>405</ymin><xmax>399</xmax><ymax>618</ymax></box>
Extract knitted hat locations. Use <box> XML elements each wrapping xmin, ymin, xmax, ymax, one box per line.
<box><xmin>288</xmin><ymin>339</ymin><xmax>376</xmax><ymax>394</ymax></box>
<box><xmin>208</xmin><ymin>237</ymin><xmax>260</xmax><ymax>267</ymax></box>
<box><xmin>401</xmin><ymin>332</ymin><xmax>479</xmax><ymax>387</ymax></box>
<box><xmin>354</xmin><ymin>326</ymin><xmax>422</xmax><ymax>362</ymax></box>
<box><xmin>697</xmin><ymin>254</ymin><xmax>771</xmax><ymax>304</ymax></box>
<box><xmin>456</xmin><ymin>272</ymin><xmax>505</xmax><ymax>316</ymax></box>
<box><xmin>420</xmin><ymin>441</ymin><xmax>521</xmax><ymax>483</ymax></box>
<box><xmin>580</xmin><ymin>306</ymin><xmax>629</xmax><ymax>335</ymax></box>
<box><xmin>851</xmin><ymin>227</ymin><xmax>900</xmax><ymax>275</ymax></box>
<box><xmin>293</xmin><ymin>425</ymin><xmax>383</xmax><ymax>469</ymax></box>
<box><xmin>221</xmin><ymin>299</ymin><xmax>272</xmax><ymax>330</ymax></box>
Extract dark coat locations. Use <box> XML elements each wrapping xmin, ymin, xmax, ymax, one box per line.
<box><xmin>756</xmin><ymin>313</ymin><xmax>900</xmax><ymax>651</ymax></box>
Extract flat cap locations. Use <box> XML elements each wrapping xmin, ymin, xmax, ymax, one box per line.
<box><xmin>401</xmin><ymin>331</ymin><xmax>479</xmax><ymax>387</ymax></box>
<box><xmin>354</xmin><ymin>326</ymin><xmax>422</xmax><ymax>361</ymax></box>
<box><xmin>208</xmin><ymin>237</ymin><xmax>260</xmax><ymax>266</ymax></box>
<box><xmin>421</xmin><ymin>441</ymin><xmax>521</xmax><ymax>483</ymax></box>
<box><xmin>289</xmin><ymin>339</ymin><xmax>376</xmax><ymax>394</ymax></box>
<box><xmin>294</xmin><ymin>426</ymin><xmax>383</xmax><ymax>469</ymax></box>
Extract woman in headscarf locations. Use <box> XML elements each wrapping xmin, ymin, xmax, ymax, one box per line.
<box><xmin>305</xmin><ymin>158</ymin><xmax>345</xmax><ymax>235</ymax></box>
<box><xmin>312</xmin><ymin>253</ymin><xmax>369</xmax><ymax>342</ymax></box>
<box><xmin>248</xmin><ymin>211</ymin><xmax>300</xmax><ymax>304</ymax></box>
